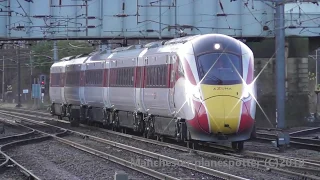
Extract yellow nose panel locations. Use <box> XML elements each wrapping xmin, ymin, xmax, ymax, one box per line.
<box><xmin>200</xmin><ymin>84</ymin><xmax>243</xmax><ymax>134</ymax></box>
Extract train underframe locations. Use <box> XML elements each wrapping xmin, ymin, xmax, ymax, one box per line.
<box><xmin>50</xmin><ymin>103</ymin><xmax>253</xmax><ymax>151</ymax></box>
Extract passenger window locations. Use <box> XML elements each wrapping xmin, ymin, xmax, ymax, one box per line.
<box><xmin>157</xmin><ymin>66</ymin><xmax>161</xmax><ymax>86</ymax></box>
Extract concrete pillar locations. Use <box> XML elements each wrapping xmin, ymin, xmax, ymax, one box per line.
<box><xmin>114</xmin><ymin>171</ymin><xmax>128</xmax><ymax>180</ymax></box>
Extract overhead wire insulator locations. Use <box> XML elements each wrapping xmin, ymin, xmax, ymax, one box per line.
<box><xmin>114</xmin><ymin>14</ymin><xmax>128</xmax><ymax>17</ymax></box>
<box><xmin>87</xmin><ymin>16</ymin><xmax>97</xmax><ymax>19</ymax></box>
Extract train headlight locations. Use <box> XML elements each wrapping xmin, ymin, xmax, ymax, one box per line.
<box><xmin>193</xmin><ymin>87</ymin><xmax>201</xmax><ymax>99</ymax></box>
<box><xmin>242</xmin><ymin>90</ymin><xmax>250</xmax><ymax>99</ymax></box>
<box><xmin>242</xmin><ymin>84</ymin><xmax>253</xmax><ymax>100</ymax></box>
<box><xmin>188</xmin><ymin>85</ymin><xmax>201</xmax><ymax>100</ymax></box>
<box><xmin>214</xmin><ymin>43</ymin><xmax>221</xmax><ymax>50</ymax></box>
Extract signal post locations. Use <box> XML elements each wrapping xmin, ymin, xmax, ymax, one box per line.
<box><xmin>40</xmin><ymin>75</ymin><xmax>46</xmax><ymax>104</ymax></box>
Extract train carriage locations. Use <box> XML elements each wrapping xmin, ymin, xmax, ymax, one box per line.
<box><xmin>50</xmin><ymin>56</ymin><xmax>75</xmax><ymax>118</ymax></box>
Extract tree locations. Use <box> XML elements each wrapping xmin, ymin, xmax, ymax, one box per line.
<box><xmin>31</xmin><ymin>40</ymin><xmax>97</xmax><ymax>75</ymax></box>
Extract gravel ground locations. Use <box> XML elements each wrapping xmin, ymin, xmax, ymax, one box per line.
<box><xmin>274</xmin><ymin>148</ymin><xmax>320</xmax><ymax>161</ymax></box>
<box><xmin>5</xmin><ymin>140</ymin><xmax>153</xmax><ymax>180</ymax></box>
<box><xmin>0</xmin><ymin>166</ymin><xmax>26</xmax><ymax>180</ymax></box>
<box><xmin>64</xmin><ymin>134</ymin><xmax>216</xmax><ymax>179</ymax></box>
<box><xmin>243</xmin><ymin>140</ymin><xmax>279</xmax><ymax>153</ymax></box>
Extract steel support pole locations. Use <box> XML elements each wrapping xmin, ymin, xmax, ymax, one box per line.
<box><xmin>53</xmin><ymin>41</ymin><xmax>58</xmax><ymax>62</ymax></box>
<box><xmin>275</xmin><ymin>0</ymin><xmax>286</xmax><ymax>129</ymax></box>
<box><xmin>30</xmin><ymin>52</ymin><xmax>33</xmax><ymax>99</ymax></box>
<box><xmin>2</xmin><ymin>56</ymin><xmax>4</xmax><ymax>102</ymax></box>
<box><xmin>16</xmin><ymin>46</ymin><xmax>21</xmax><ymax>107</ymax></box>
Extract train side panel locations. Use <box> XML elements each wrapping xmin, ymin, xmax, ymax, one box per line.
<box><xmin>84</xmin><ymin>61</ymin><xmax>105</xmax><ymax>107</ymax></box>
<box><xmin>109</xmin><ymin>58</ymin><xmax>135</xmax><ymax>112</ymax></box>
<box><xmin>142</xmin><ymin>47</ymin><xmax>179</xmax><ymax>117</ymax></box>
<box><xmin>64</xmin><ymin>58</ymin><xmax>87</xmax><ymax>105</ymax></box>
<box><xmin>134</xmin><ymin>49</ymin><xmax>148</xmax><ymax>113</ymax></box>
<box><xmin>108</xmin><ymin>49</ymin><xmax>144</xmax><ymax>112</ymax></box>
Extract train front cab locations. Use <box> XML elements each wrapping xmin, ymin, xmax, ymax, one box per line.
<box><xmin>187</xmin><ymin>34</ymin><xmax>256</xmax><ymax>150</ymax></box>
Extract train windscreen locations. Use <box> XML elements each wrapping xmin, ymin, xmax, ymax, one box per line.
<box><xmin>197</xmin><ymin>53</ymin><xmax>242</xmax><ymax>85</ymax></box>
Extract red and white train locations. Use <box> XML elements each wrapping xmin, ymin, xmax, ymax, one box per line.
<box><xmin>49</xmin><ymin>34</ymin><xmax>257</xmax><ymax>150</ymax></box>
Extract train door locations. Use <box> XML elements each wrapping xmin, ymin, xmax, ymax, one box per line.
<box><xmin>168</xmin><ymin>54</ymin><xmax>178</xmax><ymax>116</ymax></box>
<box><xmin>103</xmin><ymin>61</ymin><xmax>111</xmax><ymax>108</ymax></box>
<box><xmin>61</xmin><ymin>65</ymin><xmax>67</xmax><ymax>104</ymax></box>
<box><xmin>59</xmin><ymin>67</ymin><xmax>63</xmax><ymax>103</ymax></box>
<box><xmin>134</xmin><ymin>58</ymin><xmax>144</xmax><ymax>112</ymax></box>
<box><xmin>79</xmin><ymin>64</ymin><xmax>86</xmax><ymax>105</ymax></box>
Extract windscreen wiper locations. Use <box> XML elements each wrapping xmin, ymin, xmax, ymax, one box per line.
<box><xmin>206</xmin><ymin>74</ymin><xmax>223</xmax><ymax>84</ymax></box>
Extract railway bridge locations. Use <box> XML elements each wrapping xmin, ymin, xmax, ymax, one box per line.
<box><xmin>0</xmin><ymin>0</ymin><xmax>320</xmax><ymax>128</ymax></box>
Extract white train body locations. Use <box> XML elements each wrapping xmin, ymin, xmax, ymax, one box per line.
<box><xmin>50</xmin><ymin>34</ymin><xmax>257</xmax><ymax>145</ymax></box>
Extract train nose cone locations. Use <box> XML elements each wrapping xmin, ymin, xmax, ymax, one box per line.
<box><xmin>198</xmin><ymin>96</ymin><xmax>242</xmax><ymax>134</ymax></box>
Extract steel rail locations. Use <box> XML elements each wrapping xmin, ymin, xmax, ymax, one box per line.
<box><xmin>289</xmin><ymin>127</ymin><xmax>320</xmax><ymax>137</ymax></box>
<box><xmin>1</xmin><ymin>111</ymin><xmax>320</xmax><ymax>179</ymax></box>
<box><xmin>256</xmin><ymin>132</ymin><xmax>320</xmax><ymax>151</ymax></box>
<box><xmin>0</xmin><ymin>151</ymin><xmax>42</xmax><ymax>180</ymax></box>
<box><xmin>0</xmin><ymin>130</ymin><xmax>36</xmax><ymax>145</ymax></box>
<box><xmin>3</xmin><ymin>108</ymin><xmax>320</xmax><ymax>153</ymax></box>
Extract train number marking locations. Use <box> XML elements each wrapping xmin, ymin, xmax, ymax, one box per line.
<box><xmin>213</xmin><ymin>87</ymin><xmax>232</xmax><ymax>90</ymax></box>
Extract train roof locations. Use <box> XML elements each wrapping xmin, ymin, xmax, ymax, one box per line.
<box><xmin>86</xmin><ymin>50</ymin><xmax>111</xmax><ymax>62</ymax></box>
<box><xmin>57</xmin><ymin>34</ymin><xmax>247</xmax><ymax>64</ymax></box>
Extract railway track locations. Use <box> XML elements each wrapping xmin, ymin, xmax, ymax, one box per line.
<box><xmin>2</xmin><ymin>107</ymin><xmax>320</xmax><ymax>152</ymax></box>
<box><xmin>0</xmin><ymin>109</ymin><xmax>319</xmax><ymax>179</ymax></box>
<box><xmin>289</xmin><ymin>127</ymin><xmax>320</xmax><ymax>137</ymax></box>
<box><xmin>256</xmin><ymin>132</ymin><xmax>320</xmax><ymax>151</ymax></box>
<box><xmin>0</xmin><ymin>111</ymin><xmax>251</xmax><ymax>180</ymax></box>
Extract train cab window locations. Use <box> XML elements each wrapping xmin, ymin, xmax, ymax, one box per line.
<box><xmin>178</xmin><ymin>61</ymin><xmax>185</xmax><ymax>78</ymax></box>
<box><xmin>50</xmin><ymin>73</ymin><xmax>61</xmax><ymax>87</ymax></box>
<box><xmin>197</xmin><ymin>53</ymin><xmax>242</xmax><ymax>85</ymax></box>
